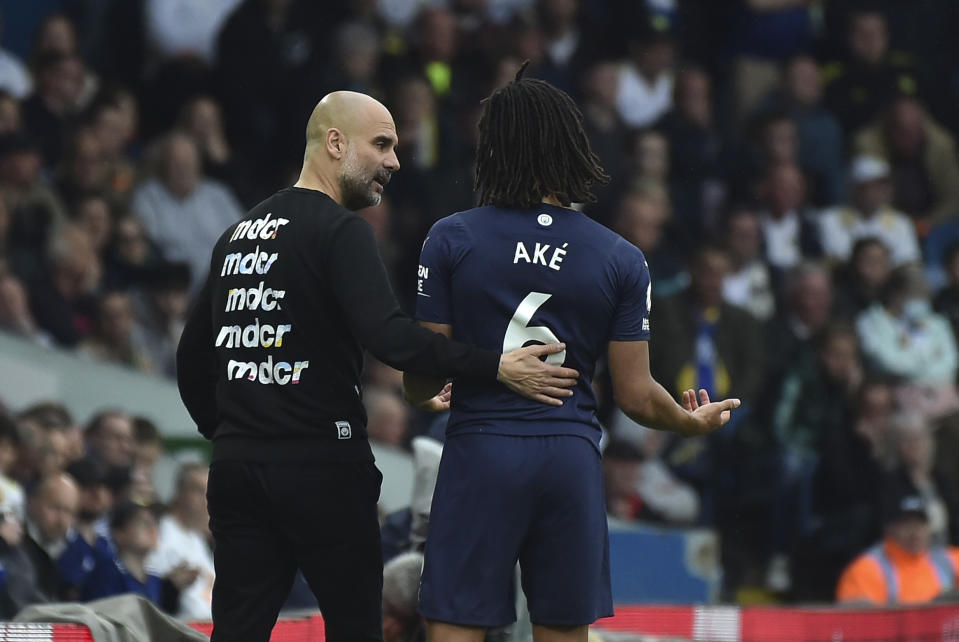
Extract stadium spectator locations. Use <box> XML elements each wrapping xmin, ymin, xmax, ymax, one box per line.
<box><xmin>0</xmin><ymin>132</ymin><xmax>68</xmax><ymax>265</ymax></box>
<box><xmin>792</xmin><ymin>379</ymin><xmax>890</xmax><ymax>601</ymax></box>
<box><xmin>612</xmin><ymin>185</ymin><xmax>686</xmax><ymax>300</ymax></box>
<box><xmin>0</xmin><ymin>500</ymin><xmax>45</xmax><ymax>618</ymax></box>
<box><xmin>81</xmin><ymin>500</ymin><xmax>196</xmax><ymax>609</ymax></box>
<box><xmin>857</xmin><ymin>266</ymin><xmax>958</xmax><ymax>387</ymax></box>
<box><xmin>764</xmin><ymin>324</ymin><xmax>862</xmax><ymax>592</ymax></box>
<box><xmin>0</xmin><ymin>414</ymin><xmax>22</xmax><ymax>517</ymax></box>
<box><xmin>21</xmin><ymin>52</ymin><xmax>86</xmax><ymax>169</ymax></box>
<box><xmin>365</xmin><ymin>387</ymin><xmax>411</xmax><ymax>449</ymax></box>
<box><xmin>726</xmin><ymin>0</ymin><xmax>815</xmax><ymax>124</ymax></box>
<box><xmin>129</xmin><ymin>262</ymin><xmax>190</xmax><ymax>378</ymax></box>
<box><xmin>819</xmin><ymin>156</ymin><xmax>919</xmax><ymax>267</ymax></box>
<box><xmin>580</xmin><ymin>60</ymin><xmax>626</xmax><ymax>212</ymax></box>
<box><xmin>721</xmin><ymin>207</ymin><xmax>775</xmax><ymax>322</ymax></box>
<box><xmin>130</xmin><ymin>417</ymin><xmax>162</xmax><ymax>506</ymax></box>
<box><xmin>658</xmin><ymin>66</ymin><xmax>725</xmax><ymax>230</ymax></box>
<box><xmin>85</xmin><ymin>90</ymin><xmax>138</xmax><ymax>201</ymax></box>
<box><xmin>322</xmin><ymin>21</ymin><xmax>381</xmax><ymax>98</ymax></box>
<box><xmin>83</xmin><ymin>410</ymin><xmax>134</xmax><ymax>471</ymax></box>
<box><xmin>58</xmin><ymin>457</ymin><xmax>113</xmax><ymax>599</ymax></box>
<box><xmin>176</xmin><ymin>96</ymin><xmax>244</xmax><ymax>204</ymax></box>
<box><xmin>214</xmin><ymin>0</ymin><xmax>328</xmax><ymax>196</ymax></box>
<box><xmin>836</xmin><ymin>490</ymin><xmax>959</xmax><ymax>605</ymax></box>
<box><xmin>650</xmin><ymin>245</ymin><xmax>764</xmax><ymax>407</ymax></box>
<box><xmin>934</xmin><ymin>242</ymin><xmax>959</xmax><ymax>342</ymax></box>
<box><xmin>382</xmin><ymin>552</ymin><xmax>426</xmax><ymax>642</ymax></box>
<box><xmin>533</xmin><ymin>0</ymin><xmax>597</xmax><ymax>96</ymax></box>
<box><xmin>0</xmin><ymin>271</ymin><xmax>53</xmax><ymax>347</ymax></box>
<box><xmin>755</xmin><ymin>163</ymin><xmax>822</xmax><ymax>278</ymax></box>
<box><xmin>131</xmin><ymin>132</ymin><xmax>243</xmax><ymax>294</ymax></box>
<box><xmin>28</xmin><ymin>224</ymin><xmax>100</xmax><ymax>348</ymax></box>
<box><xmin>103</xmin><ymin>216</ymin><xmax>164</xmax><ymax>289</ymax></box>
<box><xmin>604</xmin><ymin>437</ymin><xmax>699</xmax><ymax>526</ymax></box>
<box><xmin>885</xmin><ymin>413</ymin><xmax>958</xmax><ymax>547</ymax></box>
<box><xmin>766</xmin><ymin>55</ymin><xmax>845</xmax><ymax>206</ymax></box>
<box><xmin>77</xmin><ymin>290</ymin><xmax>156</xmax><ymax>374</ymax></box>
<box><xmin>14</xmin><ymin>405</ymin><xmax>77</xmax><ymax>485</ymax></box>
<box><xmin>144</xmin><ymin>0</ymin><xmax>242</xmax><ymax>65</ymax></box>
<box><xmin>146</xmin><ymin>462</ymin><xmax>214</xmax><ymax>620</ymax></box>
<box><xmin>616</xmin><ymin>24</ymin><xmax>674</xmax><ymax>129</ymax></box>
<box><xmin>55</xmin><ymin>128</ymin><xmax>111</xmax><ymax>210</ymax></box>
<box><xmin>764</xmin><ymin>262</ymin><xmax>833</xmax><ymax>381</ymax></box>
<box><xmin>833</xmin><ymin>237</ymin><xmax>893</xmax><ymax>322</ymax></box>
<box><xmin>823</xmin><ymin>9</ymin><xmax>922</xmax><ymax>136</ymax></box>
<box><xmin>854</xmin><ymin>97</ymin><xmax>959</xmax><ymax>228</ymax></box>
<box><xmin>72</xmin><ymin>193</ymin><xmax>113</xmax><ymax>258</ymax></box>
<box><xmin>22</xmin><ymin>473</ymin><xmax>79</xmax><ymax>602</ymax></box>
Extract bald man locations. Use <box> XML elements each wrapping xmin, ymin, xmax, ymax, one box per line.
<box><xmin>22</xmin><ymin>474</ymin><xmax>79</xmax><ymax>602</ymax></box>
<box><xmin>176</xmin><ymin>91</ymin><xmax>578</xmax><ymax>641</ymax></box>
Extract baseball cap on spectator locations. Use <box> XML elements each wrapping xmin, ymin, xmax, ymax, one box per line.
<box><xmin>0</xmin><ymin>132</ymin><xmax>38</xmax><ymax>159</ymax></box>
<box><xmin>850</xmin><ymin>155</ymin><xmax>890</xmax><ymax>184</ymax></box>
<box><xmin>883</xmin><ymin>490</ymin><xmax>929</xmax><ymax>524</ymax></box>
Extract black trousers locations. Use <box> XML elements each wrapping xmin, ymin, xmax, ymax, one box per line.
<box><xmin>207</xmin><ymin>459</ymin><xmax>384</xmax><ymax>642</ymax></box>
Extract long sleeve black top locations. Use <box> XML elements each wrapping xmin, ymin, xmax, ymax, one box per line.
<box><xmin>176</xmin><ymin>187</ymin><xmax>499</xmax><ymax>462</ymax></box>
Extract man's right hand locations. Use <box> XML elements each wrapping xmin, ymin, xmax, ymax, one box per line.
<box><xmin>497</xmin><ymin>343</ymin><xmax>579</xmax><ymax>406</ymax></box>
<box><xmin>681</xmin><ymin>388</ymin><xmax>741</xmax><ymax>436</ymax></box>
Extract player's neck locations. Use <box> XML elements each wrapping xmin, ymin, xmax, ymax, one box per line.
<box><xmin>541</xmin><ymin>195</ymin><xmax>563</xmax><ymax>207</ymax></box>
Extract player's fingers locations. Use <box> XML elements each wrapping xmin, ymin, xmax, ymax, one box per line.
<box><xmin>682</xmin><ymin>390</ymin><xmax>693</xmax><ymax>411</ymax></box>
<box><xmin>542</xmin><ymin>364</ymin><xmax>580</xmax><ymax>379</ymax></box>
<box><xmin>540</xmin><ymin>386</ymin><xmax>575</xmax><ymax>398</ymax></box>
<box><xmin>698</xmin><ymin>389</ymin><xmax>710</xmax><ymax>406</ymax></box>
<box><xmin>532</xmin><ymin>393</ymin><xmax>565</xmax><ymax>406</ymax></box>
<box><xmin>720</xmin><ymin>410</ymin><xmax>731</xmax><ymax>425</ymax></box>
<box><xmin>685</xmin><ymin>389</ymin><xmax>699</xmax><ymax>410</ymax></box>
<box><xmin>523</xmin><ymin>342</ymin><xmax>566</xmax><ymax>357</ymax></box>
<box><xmin>543</xmin><ymin>376</ymin><xmax>576</xmax><ymax>388</ymax></box>
<box><xmin>720</xmin><ymin>398</ymin><xmax>742</xmax><ymax>412</ymax></box>
<box><xmin>442</xmin><ymin>382</ymin><xmax>453</xmax><ymax>394</ymax></box>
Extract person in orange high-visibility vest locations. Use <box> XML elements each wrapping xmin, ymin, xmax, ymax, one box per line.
<box><xmin>837</xmin><ymin>492</ymin><xmax>959</xmax><ymax>605</ymax></box>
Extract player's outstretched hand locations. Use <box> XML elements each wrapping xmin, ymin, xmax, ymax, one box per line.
<box><xmin>498</xmin><ymin>343</ymin><xmax>579</xmax><ymax>406</ymax></box>
<box><xmin>418</xmin><ymin>382</ymin><xmax>453</xmax><ymax>412</ymax></box>
<box><xmin>681</xmin><ymin>388</ymin><xmax>741</xmax><ymax>436</ymax></box>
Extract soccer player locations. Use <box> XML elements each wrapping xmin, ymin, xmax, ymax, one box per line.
<box><xmin>404</xmin><ymin>67</ymin><xmax>741</xmax><ymax>642</ymax></box>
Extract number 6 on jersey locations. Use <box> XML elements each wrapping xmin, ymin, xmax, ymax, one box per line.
<box><xmin>503</xmin><ymin>292</ymin><xmax>567</xmax><ymax>365</ymax></box>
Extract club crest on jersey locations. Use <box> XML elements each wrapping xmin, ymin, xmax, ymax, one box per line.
<box><xmin>537</xmin><ymin>213</ymin><xmax>553</xmax><ymax>226</ymax></box>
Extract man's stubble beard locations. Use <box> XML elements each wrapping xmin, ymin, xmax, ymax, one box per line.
<box><xmin>339</xmin><ymin>145</ymin><xmax>381</xmax><ymax>211</ymax></box>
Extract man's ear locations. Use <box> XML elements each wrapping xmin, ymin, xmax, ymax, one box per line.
<box><xmin>326</xmin><ymin>128</ymin><xmax>345</xmax><ymax>159</ymax></box>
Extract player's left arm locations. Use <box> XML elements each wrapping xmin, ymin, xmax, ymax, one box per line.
<box><xmin>403</xmin><ymin>322</ymin><xmax>454</xmax><ymax>411</ymax></box>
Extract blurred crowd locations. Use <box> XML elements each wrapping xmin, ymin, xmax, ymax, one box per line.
<box><xmin>0</xmin><ymin>402</ymin><xmax>214</xmax><ymax>620</ymax></box>
<box><xmin>0</xmin><ymin>0</ymin><xmax>956</xmax><ymax>610</ymax></box>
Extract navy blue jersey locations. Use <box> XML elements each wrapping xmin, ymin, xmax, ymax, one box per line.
<box><xmin>416</xmin><ymin>204</ymin><xmax>651</xmax><ymax>447</ymax></box>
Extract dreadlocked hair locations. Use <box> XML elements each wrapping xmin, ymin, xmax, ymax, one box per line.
<box><xmin>474</xmin><ymin>61</ymin><xmax>610</xmax><ymax>209</ymax></box>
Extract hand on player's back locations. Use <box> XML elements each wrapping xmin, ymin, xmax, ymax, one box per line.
<box><xmin>497</xmin><ymin>343</ymin><xmax>579</xmax><ymax>406</ymax></box>
<box><xmin>681</xmin><ymin>388</ymin><xmax>741</xmax><ymax>437</ymax></box>
<box><xmin>418</xmin><ymin>382</ymin><xmax>453</xmax><ymax>412</ymax></box>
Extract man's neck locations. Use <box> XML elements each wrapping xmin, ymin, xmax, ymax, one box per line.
<box><xmin>294</xmin><ymin>159</ymin><xmax>343</xmax><ymax>206</ymax></box>
<box><xmin>541</xmin><ymin>195</ymin><xmax>563</xmax><ymax>207</ymax></box>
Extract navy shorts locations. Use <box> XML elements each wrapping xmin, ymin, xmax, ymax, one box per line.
<box><xmin>419</xmin><ymin>432</ymin><xmax>613</xmax><ymax>628</ymax></box>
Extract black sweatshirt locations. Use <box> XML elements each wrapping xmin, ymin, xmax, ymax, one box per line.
<box><xmin>176</xmin><ymin>187</ymin><xmax>500</xmax><ymax>462</ymax></box>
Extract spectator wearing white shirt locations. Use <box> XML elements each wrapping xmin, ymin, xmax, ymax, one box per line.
<box><xmin>146</xmin><ymin>462</ymin><xmax>214</xmax><ymax>621</ymax></box>
<box><xmin>757</xmin><ymin>162</ymin><xmax>823</xmax><ymax>284</ymax></box>
<box><xmin>857</xmin><ymin>266</ymin><xmax>958</xmax><ymax>387</ymax></box>
<box><xmin>145</xmin><ymin>0</ymin><xmax>243</xmax><ymax>64</ymax></box>
<box><xmin>132</xmin><ymin>132</ymin><xmax>243</xmax><ymax>294</ymax></box>
<box><xmin>722</xmin><ymin>207</ymin><xmax>775</xmax><ymax>321</ymax></box>
<box><xmin>819</xmin><ymin>156</ymin><xmax>920</xmax><ymax>267</ymax></box>
<box><xmin>615</xmin><ymin>27</ymin><xmax>674</xmax><ymax>129</ymax></box>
